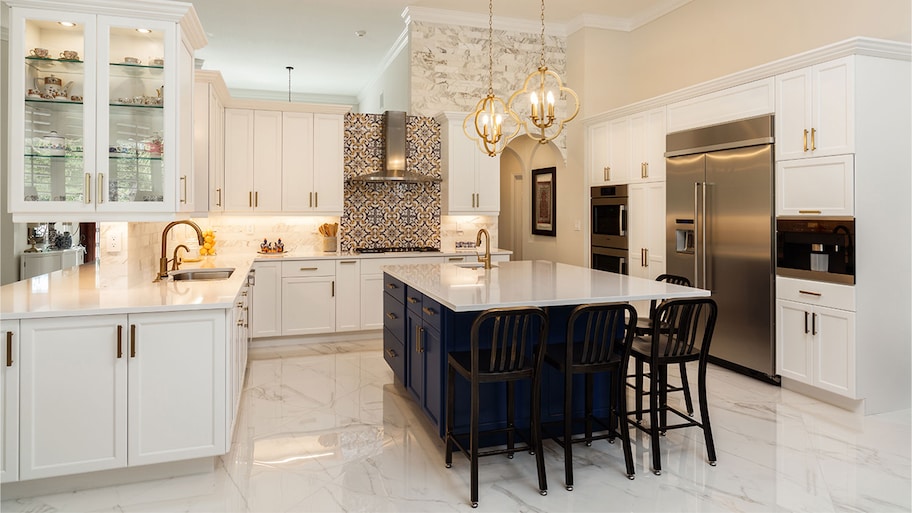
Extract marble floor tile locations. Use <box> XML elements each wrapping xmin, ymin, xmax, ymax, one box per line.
<box><xmin>3</xmin><ymin>339</ymin><xmax>910</xmax><ymax>512</ymax></box>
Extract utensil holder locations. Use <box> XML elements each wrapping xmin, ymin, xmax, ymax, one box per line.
<box><xmin>321</xmin><ymin>236</ymin><xmax>337</xmax><ymax>252</ymax></box>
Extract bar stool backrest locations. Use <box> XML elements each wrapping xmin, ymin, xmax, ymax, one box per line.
<box><xmin>568</xmin><ymin>303</ymin><xmax>637</xmax><ymax>366</ymax></box>
<box><xmin>471</xmin><ymin>307</ymin><xmax>549</xmax><ymax>375</ymax></box>
<box><xmin>652</xmin><ymin>298</ymin><xmax>718</xmax><ymax>360</ymax></box>
<box><xmin>650</xmin><ymin>274</ymin><xmax>692</xmax><ymax>323</ymax></box>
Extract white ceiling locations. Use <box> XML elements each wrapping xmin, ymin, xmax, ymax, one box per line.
<box><xmin>190</xmin><ymin>0</ymin><xmax>689</xmax><ymax>103</ymax></box>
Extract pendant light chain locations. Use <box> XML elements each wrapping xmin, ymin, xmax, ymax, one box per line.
<box><xmin>487</xmin><ymin>0</ymin><xmax>494</xmax><ymax>96</ymax></box>
<box><xmin>539</xmin><ymin>0</ymin><xmax>546</xmax><ymax>69</ymax></box>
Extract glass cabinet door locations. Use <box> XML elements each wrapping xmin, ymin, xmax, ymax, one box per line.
<box><xmin>97</xmin><ymin>18</ymin><xmax>174</xmax><ymax>212</ymax></box>
<box><xmin>15</xmin><ymin>10</ymin><xmax>96</xmax><ymax>212</ymax></box>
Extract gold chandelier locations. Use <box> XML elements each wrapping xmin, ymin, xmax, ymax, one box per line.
<box><xmin>507</xmin><ymin>0</ymin><xmax>580</xmax><ymax>144</ymax></box>
<box><xmin>464</xmin><ymin>0</ymin><xmax>519</xmax><ymax>157</ymax></box>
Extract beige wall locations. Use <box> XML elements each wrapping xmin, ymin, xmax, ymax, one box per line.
<box><xmin>582</xmin><ymin>0</ymin><xmax>912</xmax><ymax>113</ymax></box>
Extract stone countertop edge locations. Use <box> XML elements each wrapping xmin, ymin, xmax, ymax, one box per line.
<box><xmin>0</xmin><ymin>256</ymin><xmax>255</xmax><ymax>320</ymax></box>
<box><xmin>382</xmin><ymin>260</ymin><xmax>711</xmax><ymax>313</ymax></box>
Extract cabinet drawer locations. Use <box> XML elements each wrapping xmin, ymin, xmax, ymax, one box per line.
<box><xmin>383</xmin><ymin>328</ymin><xmax>406</xmax><ymax>383</ymax></box>
<box><xmin>421</xmin><ymin>296</ymin><xmax>443</xmax><ymax>333</ymax></box>
<box><xmin>405</xmin><ymin>287</ymin><xmax>424</xmax><ymax>312</ymax></box>
<box><xmin>383</xmin><ymin>275</ymin><xmax>405</xmax><ymax>304</ymax></box>
<box><xmin>383</xmin><ymin>292</ymin><xmax>405</xmax><ymax>342</ymax></box>
<box><xmin>777</xmin><ymin>276</ymin><xmax>855</xmax><ymax>311</ymax></box>
<box><xmin>282</xmin><ymin>260</ymin><xmax>335</xmax><ymax>277</ymax></box>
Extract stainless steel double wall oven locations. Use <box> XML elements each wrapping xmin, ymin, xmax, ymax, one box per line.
<box><xmin>591</xmin><ymin>185</ymin><xmax>628</xmax><ymax>274</ymax></box>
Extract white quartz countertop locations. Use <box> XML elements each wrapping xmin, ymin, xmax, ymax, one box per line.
<box><xmin>382</xmin><ymin>260</ymin><xmax>711</xmax><ymax>312</ymax></box>
<box><xmin>0</xmin><ymin>256</ymin><xmax>254</xmax><ymax>320</ymax></box>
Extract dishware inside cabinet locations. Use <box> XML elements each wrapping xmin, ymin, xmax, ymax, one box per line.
<box><xmin>22</xmin><ymin>17</ymin><xmax>88</xmax><ymax>205</ymax></box>
<box><xmin>104</xmin><ymin>25</ymin><xmax>166</xmax><ymax>205</ymax></box>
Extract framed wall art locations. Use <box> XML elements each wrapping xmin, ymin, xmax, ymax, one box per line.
<box><xmin>531</xmin><ymin>167</ymin><xmax>556</xmax><ymax>236</ymax></box>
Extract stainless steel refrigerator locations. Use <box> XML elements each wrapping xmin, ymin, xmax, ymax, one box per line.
<box><xmin>665</xmin><ymin>115</ymin><xmax>778</xmax><ymax>381</ymax></box>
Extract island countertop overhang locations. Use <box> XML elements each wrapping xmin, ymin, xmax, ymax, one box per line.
<box><xmin>382</xmin><ymin>260</ymin><xmax>711</xmax><ymax>313</ymax></box>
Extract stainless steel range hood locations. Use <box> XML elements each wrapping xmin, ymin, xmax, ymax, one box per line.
<box><xmin>350</xmin><ymin>111</ymin><xmax>440</xmax><ymax>183</ymax></box>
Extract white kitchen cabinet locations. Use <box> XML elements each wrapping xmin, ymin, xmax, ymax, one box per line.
<box><xmin>250</xmin><ymin>261</ymin><xmax>282</xmax><ymax>338</ymax></box>
<box><xmin>776</xmin><ymin>57</ymin><xmax>854</xmax><ymax>160</ymax></box>
<box><xmin>436</xmin><ymin>112</ymin><xmax>499</xmax><ymax>215</ymax></box>
<box><xmin>126</xmin><ymin>311</ymin><xmax>226</xmax><ymax>467</ymax></box>
<box><xmin>360</xmin><ymin>273</ymin><xmax>385</xmax><ymax>330</ymax></box>
<box><xmin>282</xmin><ymin>261</ymin><xmax>335</xmax><ymax>335</ymax></box>
<box><xmin>588</xmin><ymin>117</ymin><xmax>629</xmax><ymax>186</ymax></box>
<box><xmin>20</xmin><ymin>247</ymin><xmax>85</xmax><ymax>280</ymax></box>
<box><xmin>282</xmin><ymin>113</ymin><xmax>344</xmax><ymax>214</ymax></box>
<box><xmin>19</xmin><ymin>314</ymin><xmax>127</xmax><ymax>480</ymax></box>
<box><xmin>1</xmin><ymin>320</ymin><xmax>19</xmax><ymax>483</ymax></box>
<box><xmin>335</xmin><ymin>259</ymin><xmax>361</xmax><ymax>331</ymax></box>
<box><xmin>223</xmin><ymin>109</ymin><xmax>282</xmax><ymax>212</ymax></box>
<box><xmin>18</xmin><ymin>310</ymin><xmax>227</xmax><ymax>480</ymax></box>
<box><xmin>627</xmin><ymin>182</ymin><xmax>666</xmax><ymax>280</ymax></box>
<box><xmin>7</xmin><ymin>2</ymin><xmax>205</xmax><ymax>222</ymax></box>
<box><xmin>628</xmin><ymin>107</ymin><xmax>666</xmax><ymax>182</ymax></box>
<box><xmin>227</xmin><ymin>278</ymin><xmax>249</xmax><ymax>441</ymax></box>
<box><xmin>776</xmin><ymin>155</ymin><xmax>854</xmax><ymax>217</ymax></box>
<box><xmin>194</xmin><ymin>71</ymin><xmax>227</xmax><ymax>212</ymax></box>
<box><xmin>776</xmin><ymin>277</ymin><xmax>856</xmax><ymax>398</ymax></box>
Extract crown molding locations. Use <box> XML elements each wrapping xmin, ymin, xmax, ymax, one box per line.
<box><xmin>626</xmin><ymin>0</ymin><xmax>693</xmax><ymax>31</ymax></box>
<box><xmin>225</xmin><ymin>89</ymin><xmax>356</xmax><ymax>111</ymax></box>
<box><xmin>403</xmin><ymin>6</ymin><xmax>567</xmax><ymax>37</ymax></box>
<box><xmin>584</xmin><ymin>37</ymin><xmax>912</xmax><ymax>124</ymax></box>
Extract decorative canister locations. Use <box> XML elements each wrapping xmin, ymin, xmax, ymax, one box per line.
<box><xmin>43</xmin><ymin>131</ymin><xmax>66</xmax><ymax>156</ymax></box>
<box><xmin>321</xmin><ymin>236</ymin><xmax>337</xmax><ymax>252</ymax></box>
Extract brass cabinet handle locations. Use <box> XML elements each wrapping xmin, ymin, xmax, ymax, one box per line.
<box><xmin>606</xmin><ymin>166</ymin><xmax>611</xmax><ymax>181</ymax></box>
<box><xmin>644</xmin><ymin>248</ymin><xmax>648</xmax><ymax>267</ymax></box>
<box><xmin>810</xmin><ymin>128</ymin><xmax>817</xmax><ymax>151</ymax></box>
<box><xmin>407</xmin><ymin>296</ymin><xmax>419</xmax><ymax>304</ymax></box>
<box><xmin>130</xmin><ymin>324</ymin><xmax>137</xmax><ymax>358</ymax></box>
<box><xmin>85</xmin><ymin>173</ymin><xmax>92</xmax><ymax>204</ymax></box>
<box><xmin>6</xmin><ymin>331</ymin><xmax>12</xmax><ymax>367</ymax></box>
<box><xmin>300</xmin><ymin>267</ymin><xmax>318</xmax><ymax>271</ymax></box>
<box><xmin>386</xmin><ymin>283</ymin><xmax>398</xmax><ymax>289</ymax></box>
<box><xmin>386</xmin><ymin>312</ymin><xmax>398</xmax><ymax>320</ymax></box>
<box><xmin>803</xmin><ymin>129</ymin><xmax>809</xmax><ymax>152</ymax></box>
<box><xmin>249</xmin><ymin>191</ymin><xmax>252</xmax><ymax>207</ymax></box>
<box><xmin>804</xmin><ymin>311</ymin><xmax>809</xmax><ymax>334</ymax></box>
<box><xmin>798</xmin><ymin>210</ymin><xmax>822</xmax><ymax>214</ymax></box>
<box><xmin>340</xmin><ymin>260</ymin><xmax>357</xmax><ymax>264</ymax></box>
<box><xmin>812</xmin><ymin>312</ymin><xmax>817</xmax><ymax>336</ymax></box>
<box><xmin>416</xmin><ymin>326</ymin><xmax>424</xmax><ymax>353</ymax></box>
<box><xmin>644</xmin><ymin>162</ymin><xmax>649</xmax><ymax>178</ymax></box>
<box><xmin>116</xmin><ymin>325</ymin><xmax>123</xmax><ymax>358</ymax></box>
<box><xmin>422</xmin><ymin>306</ymin><xmax>435</xmax><ymax>316</ymax></box>
<box><xmin>315</xmin><ymin>192</ymin><xmax>318</xmax><ymax>208</ymax></box>
<box><xmin>97</xmin><ymin>172</ymin><xmax>104</xmax><ymax>204</ymax></box>
<box><xmin>386</xmin><ymin>348</ymin><xmax>398</xmax><ymax>358</ymax></box>
<box><xmin>255</xmin><ymin>191</ymin><xmax>258</xmax><ymax>207</ymax></box>
<box><xmin>331</xmin><ymin>280</ymin><xmax>335</xmax><ymax>297</ymax></box>
<box><xmin>798</xmin><ymin>290</ymin><xmax>822</xmax><ymax>297</ymax></box>
<box><xmin>309</xmin><ymin>192</ymin><xmax>313</xmax><ymax>208</ymax></box>
<box><xmin>448</xmin><ymin>257</ymin><xmax>464</xmax><ymax>262</ymax></box>
<box><xmin>216</xmin><ymin>187</ymin><xmax>222</xmax><ymax>207</ymax></box>
<box><xmin>180</xmin><ymin>176</ymin><xmax>187</xmax><ymax>204</ymax></box>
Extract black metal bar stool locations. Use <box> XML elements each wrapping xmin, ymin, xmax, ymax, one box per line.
<box><xmin>445</xmin><ymin>306</ymin><xmax>549</xmax><ymax>508</ymax></box>
<box><xmin>543</xmin><ymin>303</ymin><xmax>637</xmax><ymax>490</ymax></box>
<box><xmin>631</xmin><ymin>274</ymin><xmax>696</xmax><ymax>420</ymax></box>
<box><xmin>627</xmin><ymin>297</ymin><xmax>718</xmax><ymax>475</ymax></box>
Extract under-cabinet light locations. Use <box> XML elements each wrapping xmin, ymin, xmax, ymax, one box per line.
<box><xmin>136</xmin><ymin>28</ymin><xmax>152</xmax><ymax>34</ymax></box>
<box><xmin>58</xmin><ymin>21</ymin><xmax>76</xmax><ymax>27</ymax></box>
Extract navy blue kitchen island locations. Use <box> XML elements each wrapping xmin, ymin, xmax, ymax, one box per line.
<box><xmin>381</xmin><ymin>260</ymin><xmax>710</xmax><ymax>438</ymax></box>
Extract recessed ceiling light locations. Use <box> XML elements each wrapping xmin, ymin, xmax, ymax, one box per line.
<box><xmin>58</xmin><ymin>21</ymin><xmax>76</xmax><ymax>27</ymax></box>
<box><xmin>136</xmin><ymin>28</ymin><xmax>152</xmax><ymax>34</ymax></box>
<box><xmin>355</xmin><ymin>30</ymin><xmax>366</xmax><ymax>38</ymax></box>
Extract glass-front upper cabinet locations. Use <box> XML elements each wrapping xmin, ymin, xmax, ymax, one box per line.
<box><xmin>7</xmin><ymin>1</ymin><xmax>206</xmax><ymax>222</ymax></box>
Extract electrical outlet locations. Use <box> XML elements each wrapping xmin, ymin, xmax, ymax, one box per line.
<box><xmin>574</xmin><ymin>219</ymin><xmax>581</xmax><ymax>231</ymax></box>
<box><xmin>107</xmin><ymin>232</ymin><xmax>122</xmax><ymax>253</ymax></box>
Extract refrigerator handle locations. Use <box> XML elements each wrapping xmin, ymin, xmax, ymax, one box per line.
<box><xmin>702</xmin><ymin>181</ymin><xmax>708</xmax><ymax>290</ymax></box>
<box><xmin>694</xmin><ymin>181</ymin><xmax>700</xmax><ymax>287</ymax></box>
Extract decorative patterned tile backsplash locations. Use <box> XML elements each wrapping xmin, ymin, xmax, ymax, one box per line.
<box><xmin>341</xmin><ymin>113</ymin><xmax>441</xmax><ymax>251</ymax></box>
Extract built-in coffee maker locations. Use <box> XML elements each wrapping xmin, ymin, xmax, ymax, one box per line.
<box><xmin>776</xmin><ymin>218</ymin><xmax>855</xmax><ymax>284</ymax></box>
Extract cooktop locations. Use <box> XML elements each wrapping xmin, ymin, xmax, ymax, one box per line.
<box><xmin>354</xmin><ymin>247</ymin><xmax>440</xmax><ymax>254</ymax></box>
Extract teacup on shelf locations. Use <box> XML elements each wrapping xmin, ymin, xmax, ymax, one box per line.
<box><xmin>123</xmin><ymin>56</ymin><xmax>141</xmax><ymax>64</ymax></box>
<box><xmin>29</xmin><ymin>47</ymin><xmax>49</xmax><ymax>58</ymax></box>
<box><xmin>60</xmin><ymin>50</ymin><xmax>79</xmax><ymax>60</ymax></box>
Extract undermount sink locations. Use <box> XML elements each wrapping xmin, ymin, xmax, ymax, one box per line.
<box><xmin>453</xmin><ymin>262</ymin><xmax>497</xmax><ymax>269</ymax></box>
<box><xmin>170</xmin><ymin>268</ymin><xmax>235</xmax><ymax>281</ymax></box>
